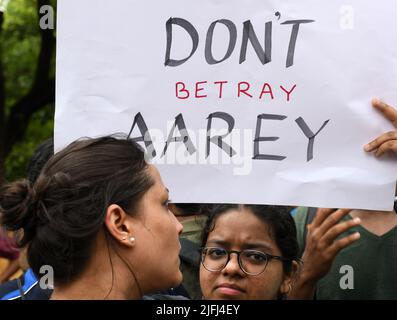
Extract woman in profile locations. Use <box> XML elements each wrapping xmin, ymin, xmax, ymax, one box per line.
<box><xmin>0</xmin><ymin>136</ymin><xmax>183</xmax><ymax>300</ymax></box>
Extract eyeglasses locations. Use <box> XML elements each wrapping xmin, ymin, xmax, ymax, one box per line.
<box><xmin>200</xmin><ymin>247</ymin><xmax>290</xmax><ymax>276</ymax></box>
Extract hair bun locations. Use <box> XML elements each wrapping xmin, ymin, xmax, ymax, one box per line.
<box><xmin>0</xmin><ymin>179</ymin><xmax>37</xmax><ymax>236</ymax></box>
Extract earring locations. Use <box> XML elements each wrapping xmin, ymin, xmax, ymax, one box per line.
<box><xmin>129</xmin><ymin>237</ymin><xmax>135</xmax><ymax>243</ymax></box>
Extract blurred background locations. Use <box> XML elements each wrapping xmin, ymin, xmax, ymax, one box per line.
<box><xmin>0</xmin><ymin>0</ymin><xmax>56</xmax><ymax>183</ymax></box>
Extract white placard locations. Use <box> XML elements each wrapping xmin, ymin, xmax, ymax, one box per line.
<box><xmin>55</xmin><ymin>0</ymin><xmax>397</xmax><ymax>210</ymax></box>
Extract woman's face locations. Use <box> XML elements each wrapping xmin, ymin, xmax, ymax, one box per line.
<box><xmin>130</xmin><ymin>165</ymin><xmax>183</xmax><ymax>293</ymax></box>
<box><xmin>199</xmin><ymin>208</ymin><xmax>291</xmax><ymax>300</ymax></box>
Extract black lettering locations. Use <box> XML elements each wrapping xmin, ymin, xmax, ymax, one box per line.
<box><xmin>162</xmin><ymin>114</ymin><xmax>197</xmax><ymax>156</ymax></box>
<box><xmin>240</xmin><ymin>20</ymin><xmax>272</xmax><ymax>65</ymax></box>
<box><xmin>205</xmin><ymin>19</ymin><xmax>237</xmax><ymax>65</ymax></box>
<box><xmin>127</xmin><ymin>112</ymin><xmax>156</xmax><ymax>160</ymax></box>
<box><xmin>253</xmin><ymin>114</ymin><xmax>287</xmax><ymax>161</ymax></box>
<box><xmin>295</xmin><ymin>117</ymin><xmax>330</xmax><ymax>161</ymax></box>
<box><xmin>206</xmin><ymin>112</ymin><xmax>237</xmax><ymax>158</ymax></box>
<box><xmin>165</xmin><ymin>17</ymin><xmax>199</xmax><ymax>67</ymax></box>
<box><xmin>281</xmin><ymin>19</ymin><xmax>315</xmax><ymax>68</ymax></box>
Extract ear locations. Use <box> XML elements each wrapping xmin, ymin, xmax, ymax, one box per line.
<box><xmin>279</xmin><ymin>260</ymin><xmax>300</xmax><ymax>296</ymax></box>
<box><xmin>104</xmin><ymin>204</ymin><xmax>136</xmax><ymax>248</ymax></box>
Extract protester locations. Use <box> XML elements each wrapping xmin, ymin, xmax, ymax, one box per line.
<box><xmin>0</xmin><ymin>136</ymin><xmax>183</xmax><ymax>299</ymax></box>
<box><xmin>0</xmin><ymin>139</ymin><xmax>54</xmax><ymax>299</ymax></box>
<box><xmin>289</xmin><ymin>99</ymin><xmax>397</xmax><ymax>299</ymax></box>
<box><xmin>199</xmin><ymin>204</ymin><xmax>300</xmax><ymax>300</ymax></box>
<box><xmin>0</xmin><ymin>134</ymin><xmax>53</xmax><ymax>287</ymax></box>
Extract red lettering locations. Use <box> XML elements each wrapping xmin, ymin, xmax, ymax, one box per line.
<box><xmin>259</xmin><ymin>83</ymin><xmax>274</xmax><ymax>100</ymax></box>
<box><xmin>214</xmin><ymin>81</ymin><xmax>228</xmax><ymax>99</ymax></box>
<box><xmin>238</xmin><ymin>81</ymin><xmax>253</xmax><ymax>98</ymax></box>
<box><xmin>195</xmin><ymin>81</ymin><xmax>208</xmax><ymax>98</ymax></box>
<box><xmin>176</xmin><ymin>82</ymin><xmax>190</xmax><ymax>99</ymax></box>
<box><xmin>280</xmin><ymin>84</ymin><xmax>297</xmax><ymax>102</ymax></box>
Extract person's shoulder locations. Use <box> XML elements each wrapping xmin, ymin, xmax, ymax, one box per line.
<box><xmin>0</xmin><ymin>279</ymin><xmax>19</xmax><ymax>300</ymax></box>
<box><xmin>0</xmin><ymin>268</ymin><xmax>52</xmax><ymax>300</ymax></box>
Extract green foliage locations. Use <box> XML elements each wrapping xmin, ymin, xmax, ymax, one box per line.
<box><xmin>2</xmin><ymin>0</ymin><xmax>55</xmax><ymax>181</ymax></box>
<box><xmin>3</xmin><ymin>0</ymin><xmax>40</xmax><ymax>111</ymax></box>
<box><xmin>5</xmin><ymin>104</ymin><xmax>53</xmax><ymax>181</ymax></box>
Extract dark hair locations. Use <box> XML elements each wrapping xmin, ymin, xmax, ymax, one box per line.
<box><xmin>201</xmin><ymin>204</ymin><xmax>299</xmax><ymax>274</ymax></box>
<box><xmin>26</xmin><ymin>138</ymin><xmax>54</xmax><ymax>183</ymax></box>
<box><xmin>0</xmin><ymin>136</ymin><xmax>154</xmax><ymax>284</ymax></box>
<box><xmin>172</xmin><ymin>203</ymin><xmax>214</xmax><ymax>216</ymax></box>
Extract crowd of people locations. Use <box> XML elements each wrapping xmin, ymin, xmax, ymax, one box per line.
<box><xmin>0</xmin><ymin>98</ymin><xmax>396</xmax><ymax>300</ymax></box>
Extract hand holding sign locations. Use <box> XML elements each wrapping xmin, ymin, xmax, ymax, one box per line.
<box><xmin>364</xmin><ymin>99</ymin><xmax>397</xmax><ymax>157</ymax></box>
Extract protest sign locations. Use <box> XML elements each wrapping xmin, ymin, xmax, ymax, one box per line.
<box><xmin>55</xmin><ymin>0</ymin><xmax>397</xmax><ymax>210</ymax></box>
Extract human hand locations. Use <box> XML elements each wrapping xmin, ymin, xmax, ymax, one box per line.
<box><xmin>364</xmin><ymin>99</ymin><xmax>397</xmax><ymax>157</ymax></box>
<box><xmin>299</xmin><ymin>208</ymin><xmax>360</xmax><ymax>284</ymax></box>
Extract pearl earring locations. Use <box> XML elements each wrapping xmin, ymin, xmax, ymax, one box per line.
<box><xmin>129</xmin><ymin>237</ymin><xmax>135</xmax><ymax>243</ymax></box>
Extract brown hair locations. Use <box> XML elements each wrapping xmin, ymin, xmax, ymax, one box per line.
<box><xmin>0</xmin><ymin>136</ymin><xmax>154</xmax><ymax>284</ymax></box>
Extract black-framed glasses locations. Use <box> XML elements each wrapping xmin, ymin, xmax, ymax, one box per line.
<box><xmin>200</xmin><ymin>247</ymin><xmax>290</xmax><ymax>276</ymax></box>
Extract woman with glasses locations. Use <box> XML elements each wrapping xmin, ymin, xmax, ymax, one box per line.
<box><xmin>199</xmin><ymin>204</ymin><xmax>300</xmax><ymax>300</ymax></box>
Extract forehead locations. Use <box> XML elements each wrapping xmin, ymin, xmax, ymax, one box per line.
<box><xmin>207</xmin><ymin>208</ymin><xmax>278</xmax><ymax>251</ymax></box>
